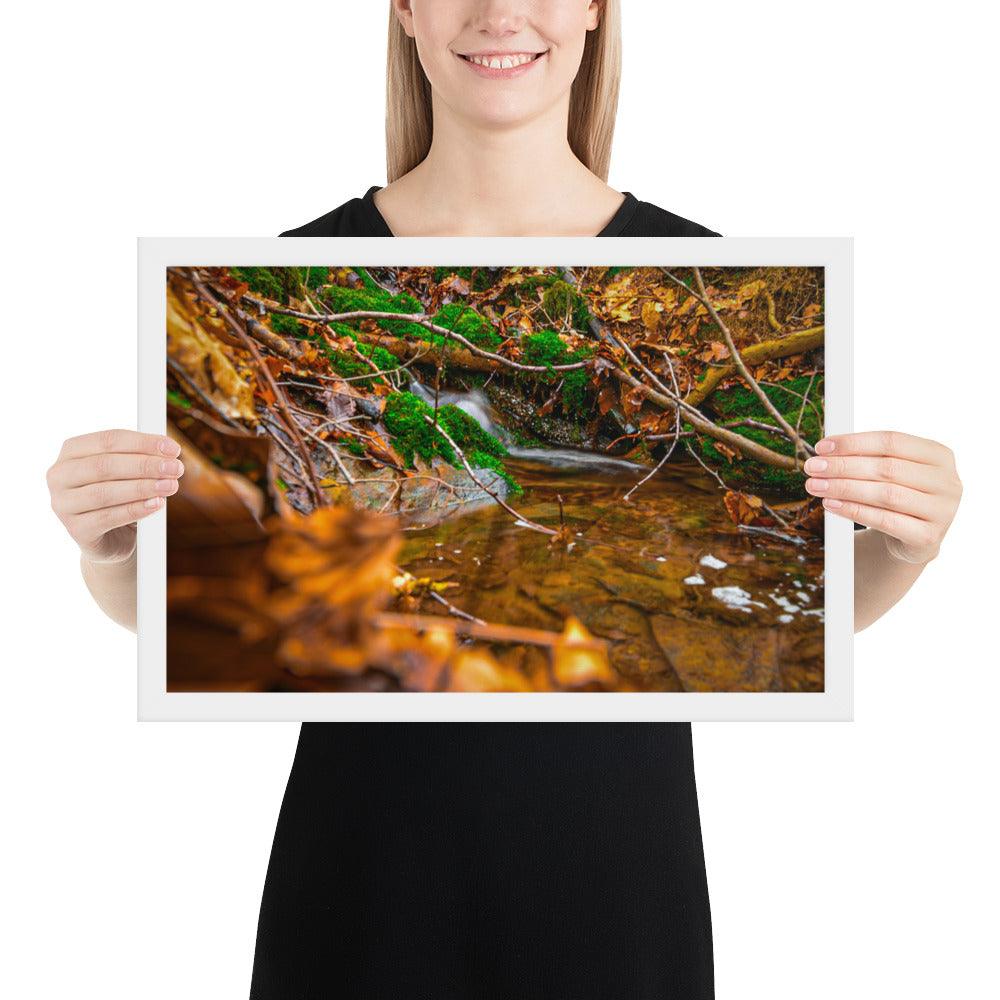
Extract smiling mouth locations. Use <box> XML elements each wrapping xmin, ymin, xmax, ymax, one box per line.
<box><xmin>457</xmin><ymin>50</ymin><xmax>547</xmax><ymax>70</ymax></box>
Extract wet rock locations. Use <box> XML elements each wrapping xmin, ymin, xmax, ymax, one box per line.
<box><xmin>347</xmin><ymin>461</ymin><xmax>510</xmax><ymax>527</ymax></box>
<box><xmin>484</xmin><ymin>382</ymin><xmax>623</xmax><ymax>451</ymax></box>
<box><xmin>649</xmin><ymin>615</ymin><xmax>784</xmax><ymax>691</ymax></box>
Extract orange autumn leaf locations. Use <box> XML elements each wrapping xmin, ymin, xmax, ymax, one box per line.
<box><xmin>448</xmin><ymin>648</ymin><xmax>533</xmax><ymax>692</ymax></box>
<box><xmin>723</xmin><ymin>489</ymin><xmax>766</xmax><ymax>526</ymax></box>
<box><xmin>641</xmin><ymin>299</ymin><xmax>666</xmax><ymax>333</ymax></box>
<box><xmin>551</xmin><ymin>616</ymin><xmax>614</xmax><ymax>689</ymax></box>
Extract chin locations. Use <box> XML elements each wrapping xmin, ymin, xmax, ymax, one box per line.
<box><xmin>458</xmin><ymin>95</ymin><xmax>548</xmax><ymax>129</ymax></box>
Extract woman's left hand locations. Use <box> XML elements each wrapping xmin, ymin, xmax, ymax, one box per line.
<box><xmin>802</xmin><ymin>430</ymin><xmax>963</xmax><ymax>563</ymax></box>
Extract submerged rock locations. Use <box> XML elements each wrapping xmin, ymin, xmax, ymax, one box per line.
<box><xmin>345</xmin><ymin>461</ymin><xmax>510</xmax><ymax>528</ymax></box>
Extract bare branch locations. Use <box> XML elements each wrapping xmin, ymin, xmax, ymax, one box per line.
<box><xmin>423</xmin><ymin>415</ymin><xmax>556</xmax><ymax>536</ymax></box>
<box><xmin>243</xmin><ymin>296</ymin><xmax>591</xmax><ymax>374</ymax></box>
<box><xmin>661</xmin><ymin>268</ymin><xmax>815</xmax><ymax>463</ymax></box>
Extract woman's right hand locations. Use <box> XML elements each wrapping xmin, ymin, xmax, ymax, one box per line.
<box><xmin>47</xmin><ymin>429</ymin><xmax>185</xmax><ymax>564</ymax></box>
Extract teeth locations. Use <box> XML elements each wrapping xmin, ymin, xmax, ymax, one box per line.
<box><xmin>466</xmin><ymin>52</ymin><xmax>537</xmax><ymax>69</ymax></box>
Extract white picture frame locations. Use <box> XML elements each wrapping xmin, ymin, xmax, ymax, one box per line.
<box><xmin>139</xmin><ymin>236</ymin><xmax>853</xmax><ymax>721</ymax></box>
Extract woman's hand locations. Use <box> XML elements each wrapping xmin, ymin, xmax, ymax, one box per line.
<box><xmin>803</xmin><ymin>430</ymin><xmax>962</xmax><ymax>563</ymax></box>
<box><xmin>47</xmin><ymin>429</ymin><xmax>185</xmax><ymax>564</ymax></box>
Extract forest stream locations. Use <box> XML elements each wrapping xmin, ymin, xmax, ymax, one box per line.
<box><xmin>396</xmin><ymin>380</ymin><xmax>825</xmax><ymax>692</ymax></box>
<box><xmin>166</xmin><ymin>264</ymin><xmax>827</xmax><ymax>693</ymax></box>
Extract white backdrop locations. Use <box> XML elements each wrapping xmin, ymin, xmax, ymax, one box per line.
<box><xmin>2</xmin><ymin>2</ymin><xmax>996</xmax><ymax>998</ymax></box>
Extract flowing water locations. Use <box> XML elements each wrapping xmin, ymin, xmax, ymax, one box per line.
<box><xmin>398</xmin><ymin>380</ymin><xmax>825</xmax><ymax>692</ymax></box>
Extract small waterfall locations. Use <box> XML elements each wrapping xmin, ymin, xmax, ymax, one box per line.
<box><xmin>409</xmin><ymin>377</ymin><xmax>506</xmax><ymax>441</ymax></box>
<box><xmin>408</xmin><ymin>376</ymin><xmax>643</xmax><ymax>472</ymax></box>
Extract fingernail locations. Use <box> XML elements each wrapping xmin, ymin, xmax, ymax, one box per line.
<box><xmin>160</xmin><ymin>459</ymin><xmax>181</xmax><ymax>476</ymax></box>
<box><xmin>145</xmin><ymin>497</ymin><xmax>163</xmax><ymax>509</ymax></box>
<box><xmin>155</xmin><ymin>479</ymin><xmax>176</xmax><ymax>493</ymax></box>
<box><xmin>158</xmin><ymin>438</ymin><xmax>180</xmax><ymax>457</ymax></box>
<box><xmin>807</xmin><ymin>478</ymin><xmax>829</xmax><ymax>491</ymax></box>
<box><xmin>816</xmin><ymin>439</ymin><xmax>835</xmax><ymax>454</ymax></box>
<box><xmin>804</xmin><ymin>457</ymin><xmax>827</xmax><ymax>473</ymax></box>
<box><xmin>823</xmin><ymin>497</ymin><xmax>843</xmax><ymax>508</ymax></box>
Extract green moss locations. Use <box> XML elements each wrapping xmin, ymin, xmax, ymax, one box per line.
<box><xmin>355</xmin><ymin>268</ymin><xmax>382</xmax><ymax>293</ymax></box>
<box><xmin>344</xmin><ymin>439</ymin><xmax>366</xmax><ymax>456</ymax></box>
<box><xmin>230</xmin><ymin>266</ymin><xmax>284</xmax><ymax>301</ymax></box>
<box><xmin>363</xmin><ymin>343</ymin><xmax>400</xmax><ymax>372</ymax></box>
<box><xmin>230</xmin><ymin>266</ymin><xmax>334</xmax><ymax>303</ymax></box>
<box><xmin>320</xmin><ymin>341</ymin><xmax>400</xmax><ymax>387</ymax></box>
<box><xmin>383</xmin><ymin>392</ymin><xmax>444</xmax><ymax>466</ymax></box>
<box><xmin>521</xmin><ymin>330</ymin><xmax>594</xmax><ymax>417</ymax></box>
<box><xmin>299</xmin><ymin>266</ymin><xmax>329</xmax><ymax>291</ymax></box>
<box><xmin>327</xmin><ymin>320</ymin><xmax>362</xmax><ymax>342</ymax></box>
<box><xmin>382</xmin><ymin>391</ymin><xmax>519</xmax><ymax>492</ymax></box>
<box><xmin>293</xmin><ymin>309</ymin><xmax>400</xmax><ymax>387</ymax></box>
<box><xmin>327</xmin><ymin>352</ymin><xmax>370</xmax><ymax>381</ymax></box>
<box><xmin>689</xmin><ymin>374</ymin><xmax>824</xmax><ymax>494</ymax></box>
<box><xmin>322</xmin><ymin>281</ymin><xmax>504</xmax><ymax>349</ymax></box>
<box><xmin>522</xmin><ymin>328</ymin><xmax>568</xmax><ymax>368</ymax></box>
<box><xmin>561</xmin><ymin>369</ymin><xmax>591</xmax><ymax>416</ymax></box>
<box><xmin>540</xmin><ymin>278</ymin><xmax>592</xmax><ymax>332</ymax></box>
<box><xmin>438</xmin><ymin>403</ymin><xmax>507</xmax><ymax>461</ymax></box>
<box><xmin>270</xmin><ymin>313</ymin><xmax>306</xmax><ymax>338</ymax></box>
<box><xmin>322</xmin><ymin>283</ymin><xmax>427</xmax><ymax>340</ymax></box>
<box><xmin>431</xmin><ymin>302</ymin><xmax>501</xmax><ymax>349</ymax></box>
<box><xmin>433</xmin><ymin>266</ymin><xmax>472</xmax><ymax>283</ymax></box>
<box><xmin>322</xmin><ymin>283</ymin><xmax>421</xmax><ymax>316</ymax></box>
<box><xmin>503</xmin><ymin>273</ymin><xmax>591</xmax><ymax>334</ymax></box>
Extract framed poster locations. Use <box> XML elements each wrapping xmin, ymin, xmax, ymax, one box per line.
<box><xmin>138</xmin><ymin>236</ymin><xmax>853</xmax><ymax>720</ymax></box>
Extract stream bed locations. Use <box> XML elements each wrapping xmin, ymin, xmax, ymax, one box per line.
<box><xmin>397</xmin><ymin>448</ymin><xmax>825</xmax><ymax>692</ymax></box>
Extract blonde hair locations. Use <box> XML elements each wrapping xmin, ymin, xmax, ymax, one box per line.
<box><xmin>385</xmin><ymin>1</ymin><xmax>621</xmax><ymax>182</ymax></box>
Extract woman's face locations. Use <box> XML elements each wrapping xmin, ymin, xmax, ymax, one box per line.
<box><xmin>395</xmin><ymin>1</ymin><xmax>602</xmax><ymax>127</ymax></box>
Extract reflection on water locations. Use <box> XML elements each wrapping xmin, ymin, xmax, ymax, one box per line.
<box><xmin>397</xmin><ymin>453</ymin><xmax>825</xmax><ymax>692</ymax></box>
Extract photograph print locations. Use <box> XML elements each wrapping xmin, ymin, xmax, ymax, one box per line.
<box><xmin>159</xmin><ymin>254</ymin><xmax>835</xmax><ymax>701</ymax></box>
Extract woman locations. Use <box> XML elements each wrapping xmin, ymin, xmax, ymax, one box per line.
<box><xmin>46</xmin><ymin>2</ymin><xmax>963</xmax><ymax>997</ymax></box>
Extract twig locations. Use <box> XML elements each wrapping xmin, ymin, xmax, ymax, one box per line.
<box><xmin>358</xmin><ymin>267</ymin><xmax>397</xmax><ymax>296</ymax></box>
<box><xmin>683</xmin><ymin>438</ymin><xmax>793</xmax><ymax>531</ymax></box>
<box><xmin>292</xmin><ymin>416</ymin><xmax>356</xmax><ymax>486</ymax></box>
<box><xmin>661</xmin><ymin>268</ymin><xmax>815</xmax><ymax>464</ymax></box>
<box><xmin>560</xmin><ymin>266</ymin><xmax>799</xmax><ymax>470</ymax></box>
<box><xmin>166</xmin><ymin>357</ymin><xmax>244</xmax><ymax>430</ymax></box>
<box><xmin>242</xmin><ymin>296</ymin><xmax>590</xmax><ymax>373</ymax></box>
<box><xmin>640</xmin><ymin>418</ymin><xmax>786</xmax><ymax>444</ymax></box>
<box><xmin>623</xmin><ymin>314</ymin><xmax>684</xmax><ymax>502</ymax></box>
<box><xmin>374</xmin><ymin>612</ymin><xmax>606</xmax><ymax>651</ymax></box>
<box><xmin>795</xmin><ymin>372</ymin><xmax>817</xmax><ymax>438</ymax></box>
<box><xmin>390</xmin><ymin>566</ymin><xmax>485</xmax><ymax>625</ymax></box>
<box><xmin>304</xmin><ymin>292</ymin><xmax>394</xmax><ymax>388</ymax></box>
<box><xmin>423</xmin><ymin>415</ymin><xmax>556</xmax><ymax>536</ymax></box>
<box><xmin>187</xmin><ymin>270</ymin><xmax>327</xmax><ymax>507</ymax></box>
<box><xmin>738</xmin><ymin>524</ymin><xmax>806</xmax><ymax>545</ymax></box>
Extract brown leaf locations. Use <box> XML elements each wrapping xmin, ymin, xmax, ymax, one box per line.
<box><xmin>597</xmin><ymin>383</ymin><xmax>618</xmax><ymax>416</ymax></box>
<box><xmin>620</xmin><ymin>383</ymin><xmax>647</xmax><ymax>419</ymax></box>
<box><xmin>551</xmin><ymin>617</ymin><xmax>614</xmax><ymax>689</ymax></box>
<box><xmin>713</xmin><ymin>440</ymin><xmax>739</xmax><ymax>463</ymax></box>
<box><xmin>167</xmin><ymin>284</ymin><xmax>256</xmax><ymax>422</ymax></box>
<box><xmin>265</xmin><ymin>506</ymin><xmax>402</xmax><ymax>677</ymax></box>
<box><xmin>722</xmin><ymin>489</ymin><xmax>766</xmax><ymax>526</ymax></box>
<box><xmin>447</xmin><ymin>649</ymin><xmax>533</xmax><ymax>692</ymax></box>
<box><xmin>641</xmin><ymin>299</ymin><xmax>665</xmax><ymax>333</ymax></box>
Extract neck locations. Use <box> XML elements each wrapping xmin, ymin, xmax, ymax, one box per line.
<box><xmin>403</xmin><ymin>92</ymin><xmax>599</xmax><ymax>235</ymax></box>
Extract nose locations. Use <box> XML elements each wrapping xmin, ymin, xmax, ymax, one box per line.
<box><xmin>472</xmin><ymin>1</ymin><xmax>527</xmax><ymax>38</ymax></box>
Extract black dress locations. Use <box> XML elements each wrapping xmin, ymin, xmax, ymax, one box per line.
<box><xmin>249</xmin><ymin>187</ymin><xmax>720</xmax><ymax>999</ymax></box>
